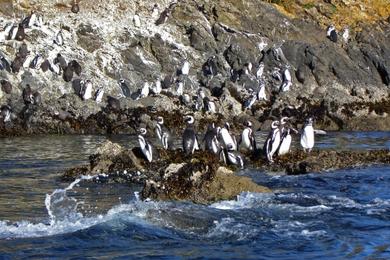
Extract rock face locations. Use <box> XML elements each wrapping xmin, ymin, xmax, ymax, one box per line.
<box><xmin>63</xmin><ymin>140</ymin><xmax>390</xmax><ymax>204</ymax></box>
<box><xmin>0</xmin><ymin>0</ymin><xmax>390</xmax><ymax>135</ymax></box>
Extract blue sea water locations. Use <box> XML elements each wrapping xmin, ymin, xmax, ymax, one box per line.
<box><xmin>0</xmin><ymin>132</ymin><xmax>390</xmax><ymax>259</ymax></box>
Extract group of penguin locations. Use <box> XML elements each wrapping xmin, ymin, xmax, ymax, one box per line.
<box><xmin>137</xmin><ymin>115</ymin><xmax>318</xmax><ymax>169</ymax></box>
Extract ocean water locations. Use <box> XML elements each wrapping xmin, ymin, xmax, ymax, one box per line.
<box><xmin>0</xmin><ymin>132</ymin><xmax>390</xmax><ymax>259</ymax></box>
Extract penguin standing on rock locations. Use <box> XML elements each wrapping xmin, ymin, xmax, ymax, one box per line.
<box><xmin>0</xmin><ymin>55</ymin><xmax>11</xmax><ymax>72</ymax></box>
<box><xmin>327</xmin><ymin>25</ymin><xmax>338</xmax><ymax>43</ymax></box>
<box><xmin>203</xmin><ymin>123</ymin><xmax>221</xmax><ymax>154</ymax></box>
<box><xmin>0</xmin><ymin>105</ymin><xmax>12</xmax><ymax>123</ymax></box>
<box><xmin>182</xmin><ymin>115</ymin><xmax>199</xmax><ymax>155</ymax></box>
<box><xmin>119</xmin><ymin>79</ymin><xmax>131</xmax><ymax>97</ymax></box>
<box><xmin>94</xmin><ymin>88</ymin><xmax>104</xmax><ymax>103</ymax></box>
<box><xmin>219</xmin><ymin>122</ymin><xmax>237</xmax><ymax>151</ymax></box>
<box><xmin>301</xmin><ymin>117</ymin><xmax>315</xmax><ymax>153</ymax></box>
<box><xmin>155</xmin><ymin>116</ymin><xmax>172</xmax><ymax>150</ymax></box>
<box><xmin>138</xmin><ymin>128</ymin><xmax>153</xmax><ymax>162</ymax></box>
<box><xmin>239</xmin><ymin>121</ymin><xmax>256</xmax><ymax>151</ymax></box>
<box><xmin>263</xmin><ymin>120</ymin><xmax>281</xmax><ymax>163</ymax></box>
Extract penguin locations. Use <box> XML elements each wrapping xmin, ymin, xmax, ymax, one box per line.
<box><xmin>69</xmin><ymin>60</ymin><xmax>82</xmax><ymax>76</ymax></box>
<box><xmin>150</xmin><ymin>79</ymin><xmax>161</xmax><ymax>95</ymax></box>
<box><xmin>181</xmin><ymin>60</ymin><xmax>190</xmax><ymax>75</ymax></box>
<box><xmin>54</xmin><ymin>53</ymin><xmax>67</xmax><ymax>70</ymax></box>
<box><xmin>155</xmin><ymin>116</ymin><xmax>172</xmax><ymax>150</ymax></box>
<box><xmin>0</xmin><ymin>55</ymin><xmax>11</xmax><ymax>72</ymax></box>
<box><xmin>119</xmin><ymin>79</ymin><xmax>131</xmax><ymax>97</ymax></box>
<box><xmin>176</xmin><ymin>81</ymin><xmax>184</xmax><ymax>96</ymax></box>
<box><xmin>107</xmin><ymin>96</ymin><xmax>120</xmax><ymax>111</ymax></box>
<box><xmin>0</xmin><ymin>105</ymin><xmax>11</xmax><ymax>123</ymax></box>
<box><xmin>278</xmin><ymin>128</ymin><xmax>292</xmax><ymax>156</ymax></box>
<box><xmin>257</xmin><ymin>80</ymin><xmax>267</xmax><ymax>101</ymax></box>
<box><xmin>1</xmin><ymin>23</ymin><xmax>14</xmax><ymax>41</ymax></box>
<box><xmin>155</xmin><ymin>8</ymin><xmax>170</xmax><ymax>25</ymax></box>
<box><xmin>140</xmin><ymin>82</ymin><xmax>150</xmax><ymax>99</ymax></box>
<box><xmin>243</xmin><ymin>94</ymin><xmax>257</xmax><ymax>110</ymax></box>
<box><xmin>33</xmin><ymin>91</ymin><xmax>42</xmax><ymax>105</ymax></box>
<box><xmin>50</xmin><ymin>60</ymin><xmax>61</xmax><ymax>75</ymax></box>
<box><xmin>11</xmin><ymin>54</ymin><xmax>25</xmax><ymax>74</ymax></box>
<box><xmin>180</xmin><ymin>93</ymin><xmax>192</xmax><ymax>107</ymax></box>
<box><xmin>243</xmin><ymin>62</ymin><xmax>253</xmax><ymax>75</ymax></box>
<box><xmin>40</xmin><ymin>59</ymin><xmax>51</xmax><ymax>72</ymax></box>
<box><xmin>219</xmin><ymin>122</ymin><xmax>237</xmax><ymax>151</ymax></box>
<box><xmin>7</xmin><ymin>24</ymin><xmax>18</xmax><ymax>40</ymax></box>
<box><xmin>220</xmin><ymin>144</ymin><xmax>244</xmax><ymax>169</ymax></box>
<box><xmin>22</xmin><ymin>85</ymin><xmax>34</xmax><ymax>105</ymax></box>
<box><xmin>133</xmin><ymin>13</ymin><xmax>141</xmax><ymax>28</ymax></box>
<box><xmin>327</xmin><ymin>25</ymin><xmax>337</xmax><ymax>43</ymax></box>
<box><xmin>204</xmin><ymin>96</ymin><xmax>217</xmax><ymax>113</ymax></box>
<box><xmin>263</xmin><ymin>120</ymin><xmax>281</xmax><ymax>163</ymax></box>
<box><xmin>81</xmin><ymin>80</ymin><xmax>93</xmax><ymax>100</ymax></box>
<box><xmin>21</xmin><ymin>12</ymin><xmax>37</xmax><ymax>28</ymax></box>
<box><xmin>15</xmin><ymin>24</ymin><xmax>26</xmax><ymax>41</ymax></box>
<box><xmin>138</xmin><ymin>128</ymin><xmax>153</xmax><ymax>162</ymax></box>
<box><xmin>54</xmin><ymin>30</ymin><xmax>64</xmax><ymax>46</ymax></box>
<box><xmin>194</xmin><ymin>89</ymin><xmax>205</xmax><ymax>111</ymax></box>
<box><xmin>18</xmin><ymin>43</ymin><xmax>29</xmax><ymax>59</ymax></box>
<box><xmin>256</xmin><ymin>62</ymin><xmax>264</xmax><ymax>79</ymax></box>
<box><xmin>203</xmin><ymin>123</ymin><xmax>221</xmax><ymax>154</ymax></box>
<box><xmin>182</xmin><ymin>115</ymin><xmax>199</xmax><ymax>155</ymax></box>
<box><xmin>72</xmin><ymin>79</ymin><xmax>84</xmax><ymax>96</ymax></box>
<box><xmin>203</xmin><ymin>56</ymin><xmax>218</xmax><ymax>77</ymax></box>
<box><xmin>151</xmin><ymin>4</ymin><xmax>159</xmax><ymax>19</ymax></box>
<box><xmin>63</xmin><ymin>65</ymin><xmax>74</xmax><ymax>82</ymax></box>
<box><xmin>29</xmin><ymin>54</ymin><xmax>43</xmax><ymax>69</ymax></box>
<box><xmin>280</xmin><ymin>66</ymin><xmax>292</xmax><ymax>92</ymax></box>
<box><xmin>300</xmin><ymin>117</ymin><xmax>315</xmax><ymax>153</ymax></box>
<box><xmin>342</xmin><ymin>27</ymin><xmax>349</xmax><ymax>44</ymax></box>
<box><xmin>1</xmin><ymin>80</ymin><xmax>12</xmax><ymax>94</ymax></box>
<box><xmin>71</xmin><ymin>1</ymin><xmax>80</xmax><ymax>13</ymax></box>
<box><xmin>95</xmin><ymin>88</ymin><xmax>104</xmax><ymax>103</ymax></box>
<box><xmin>239</xmin><ymin>121</ymin><xmax>256</xmax><ymax>151</ymax></box>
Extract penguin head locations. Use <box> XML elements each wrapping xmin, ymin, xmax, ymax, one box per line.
<box><xmin>184</xmin><ymin>115</ymin><xmax>194</xmax><ymax>124</ymax></box>
<box><xmin>245</xmin><ymin>121</ymin><xmax>252</xmax><ymax>127</ymax></box>
<box><xmin>224</xmin><ymin>122</ymin><xmax>231</xmax><ymax>131</ymax></box>
<box><xmin>271</xmin><ymin>120</ymin><xmax>280</xmax><ymax>129</ymax></box>
<box><xmin>156</xmin><ymin>116</ymin><xmax>164</xmax><ymax>125</ymax></box>
<box><xmin>280</xmin><ymin>117</ymin><xmax>289</xmax><ymax>125</ymax></box>
<box><xmin>304</xmin><ymin>117</ymin><xmax>314</xmax><ymax>126</ymax></box>
<box><xmin>226</xmin><ymin>143</ymin><xmax>234</xmax><ymax>151</ymax></box>
<box><xmin>138</xmin><ymin>128</ymin><xmax>147</xmax><ymax>135</ymax></box>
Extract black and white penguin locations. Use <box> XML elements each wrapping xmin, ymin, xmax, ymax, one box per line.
<box><xmin>119</xmin><ymin>79</ymin><xmax>131</xmax><ymax>97</ymax></box>
<box><xmin>94</xmin><ymin>88</ymin><xmax>104</xmax><ymax>103</ymax></box>
<box><xmin>22</xmin><ymin>85</ymin><xmax>34</xmax><ymax>105</ymax></box>
<box><xmin>280</xmin><ymin>66</ymin><xmax>292</xmax><ymax>92</ymax></box>
<box><xmin>1</xmin><ymin>80</ymin><xmax>12</xmax><ymax>94</ymax></box>
<box><xmin>180</xmin><ymin>60</ymin><xmax>190</xmax><ymax>76</ymax></box>
<box><xmin>0</xmin><ymin>105</ymin><xmax>12</xmax><ymax>123</ymax></box>
<box><xmin>202</xmin><ymin>56</ymin><xmax>218</xmax><ymax>77</ymax></box>
<box><xmin>257</xmin><ymin>80</ymin><xmax>267</xmax><ymax>101</ymax></box>
<box><xmin>0</xmin><ymin>55</ymin><xmax>11</xmax><ymax>72</ymax></box>
<box><xmin>180</xmin><ymin>93</ymin><xmax>192</xmax><ymax>107</ymax></box>
<box><xmin>81</xmin><ymin>80</ymin><xmax>93</xmax><ymax>100</ymax></box>
<box><xmin>54</xmin><ymin>30</ymin><xmax>64</xmax><ymax>46</ymax></box>
<box><xmin>243</xmin><ymin>94</ymin><xmax>257</xmax><ymax>110</ymax></box>
<box><xmin>71</xmin><ymin>1</ymin><xmax>80</xmax><ymax>13</ymax></box>
<box><xmin>72</xmin><ymin>79</ymin><xmax>84</xmax><ymax>96</ymax></box>
<box><xmin>138</xmin><ymin>128</ymin><xmax>153</xmax><ymax>162</ymax></box>
<box><xmin>220</xmin><ymin>144</ymin><xmax>244</xmax><ymax>169</ymax></box>
<box><xmin>300</xmin><ymin>117</ymin><xmax>315</xmax><ymax>153</ymax></box>
<box><xmin>256</xmin><ymin>62</ymin><xmax>264</xmax><ymax>79</ymax></box>
<box><xmin>155</xmin><ymin>7</ymin><xmax>171</xmax><ymax>26</ymax></box>
<box><xmin>140</xmin><ymin>82</ymin><xmax>150</xmax><ymax>99</ymax></box>
<box><xmin>239</xmin><ymin>121</ymin><xmax>256</xmax><ymax>151</ymax></box>
<box><xmin>150</xmin><ymin>79</ymin><xmax>161</xmax><ymax>95</ymax></box>
<box><xmin>278</xmin><ymin>128</ymin><xmax>292</xmax><ymax>156</ymax></box>
<box><xmin>29</xmin><ymin>54</ymin><xmax>43</xmax><ymax>69</ymax></box>
<box><xmin>203</xmin><ymin>123</ymin><xmax>221</xmax><ymax>154</ymax></box>
<box><xmin>155</xmin><ymin>116</ymin><xmax>172</xmax><ymax>150</ymax></box>
<box><xmin>182</xmin><ymin>115</ymin><xmax>199</xmax><ymax>155</ymax></box>
<box><xmin>15</xmin><ymin>24</ymin><xmax>26</xmax><ymax>41</ymax></box>
<box><xmin>219</xmin><ymin>122</ymin><xmax>237</xmax><ymax>151</ymax></box>
<box><xmin>263</xmin><ymin>120</ymin><xmax>281</xmax><ymax>163</ymax></box>
<box><xmin>327</xmin><ymin>25</ymin><xmax>337</xmax><ymax>43</ymax></box>
<box><xmin>204</xmin><ymin>96</ymin><xmax>217</xmax><ymax>113</ymax></box>
<box><xmin>133</xmin><ymin>12</ymin><xmax>141</xmax><ymax>28</ymax></box>
<box><xmin>151</xmin><ymin>4</ymin><xmax>159</xmax><ymax>19</ymax></box>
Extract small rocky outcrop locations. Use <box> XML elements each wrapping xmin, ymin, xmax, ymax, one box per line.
<box><xmin>63</xmin><ymin>140</ymin><xmax>390</xmax><ymax>204</ymax></box>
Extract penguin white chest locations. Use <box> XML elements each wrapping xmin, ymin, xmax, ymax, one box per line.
<box><xmin>241</xmin><ymin>129</ymin><xmax>251</xmax><ymax>149</ymax></box>
<box><xmin>301</xmin><ymin>125</ymin><xmax>314</xmax><ymax>149</ymax></box>
<box><xmin>221</xmin><ymin>128</ymin><xmax>236</xmax><ymax>150</ymax></box>
<box><xmin>278</xmin><ymin>134</ymin><xmax>292</xmax><ymax>155</ymax></box>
